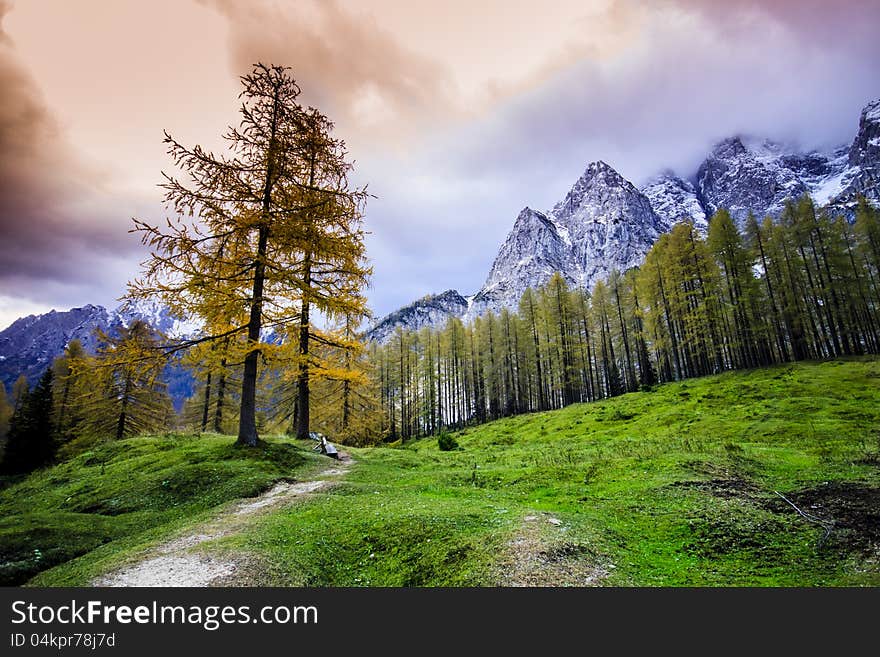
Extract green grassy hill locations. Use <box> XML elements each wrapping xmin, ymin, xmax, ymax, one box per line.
<box><xmin>0</xmin><ymin>435</ymin><xmax>326</xmax><ymax>585</ymax></box>
<box><xmin>6</xmin><ymin>358</ymin><xmax>880</xmax><ymax>586</ymax></box>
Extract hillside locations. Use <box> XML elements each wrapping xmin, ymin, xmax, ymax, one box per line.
<box><xmin>8</xmin><ymin>358</ymin><xmax>880</xmax><ymax>587</ymax></box>
<box><xmin>0</xmin><ymin>436</ymin><xmax>326</xmax><ymax>585</ymax></box>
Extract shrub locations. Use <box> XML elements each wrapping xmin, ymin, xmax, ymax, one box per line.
<box><xmin>438</xmin><ymin>433</ymin><xmax>459</xmax><ymax>451</ymax></box>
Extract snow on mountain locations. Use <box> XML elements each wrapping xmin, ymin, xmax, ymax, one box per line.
<box><xmin>828</xmin><ymin>98</ymin><xmax>880</xmax><ymax>212</ymax></box>
<box><xmin>695</xmin><ymin>136</ymin><xmax>811</xmax><ymax>225</ymax></box>
<box><xmin>550</xmin><ymin>161</ymin><xmax>663</xmax><ymax>288</ymax></box>
<box><xmin>468</xmin><ymin>207</ymin><xmax>573</xmax><ymax>317</ymax></box>
<box><xmin>117</xmin><ymin>298</ymin><xmax>204</xmax><ymax>339</ymax></box>
<box><xmin>640</xmin><ymin>172</ymin><xmax>708</xmax><ymax>232</ymax></box>
<box><xmin>364</xmin><ymin>290</ymin><xmax>469</xmax><ymax>343</ymax></box>
<box><xmin>695</xmin><ymin>99</ymin><xmax>880</xmax><ymax>224</ymax></box>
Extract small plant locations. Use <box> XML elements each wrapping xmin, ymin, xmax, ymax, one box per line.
<box><xmin>438</xmin><ymin>433</ymin><xmax>459</xmax><ymax>451</ymax></box>
<box><xmin>609</xmin><ymin>408</ymin><xmax>635</xmax><ymax>421</ymax></box>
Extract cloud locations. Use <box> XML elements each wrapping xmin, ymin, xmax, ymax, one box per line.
<box><xmin>0</xmin><ymin>1</ymin><xmax>142</xmax><ymax>313</ymax></box>
<box><xmin>355</xmin><ymin>0</ymin><xmax>880</xmax><ymax>316</ymax></box>
<box><xmin>3</xmin><ymin>0</ymin><xmax>879</xmax><ymax>327</ymax></box>
<box><xmin>200</xmin><ymin>0</ymin><xmax>458</xmax><ymax>149</ymax></box>
<box><xmin>452</xmin><ymin>2</ymin><xmax>880</xmax><ymax>184</ymax></box>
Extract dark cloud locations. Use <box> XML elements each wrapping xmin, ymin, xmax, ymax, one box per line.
<box><xmin>0</xmin><ymin>1</ymin><xmax>140</xmax><ymax>309</ymax></box>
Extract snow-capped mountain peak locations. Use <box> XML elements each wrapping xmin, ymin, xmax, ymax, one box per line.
<box><xmin>462</xmin><ymin>161</ymin><xmax>663</xmax><ymax>319</ymax></box>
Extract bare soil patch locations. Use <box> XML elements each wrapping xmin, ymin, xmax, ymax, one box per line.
<box><xmin>776</xmin><ymin>482</ymin><xmax>880</xmax><ymax>554</ymax></box>
<box><xmin>497</xmin><ymin>513</ymin><xmax>608</xmax><ymax>586</ymax></box>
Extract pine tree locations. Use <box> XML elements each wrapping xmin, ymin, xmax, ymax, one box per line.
<box><xmin>1</xmin><ymin>368</ymin><xmax>55</xmax><ymax>473</ymax></box>
<box><xmin>0</xmin><ymin>382</ymin><xmax>12</xmax><ymax>441</ymax></box>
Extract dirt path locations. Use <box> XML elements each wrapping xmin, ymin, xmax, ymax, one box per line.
<box><xmin>93</xmin><ymin>458</ymin><xmax>351</xmax><ymax>587</ymax></box>
<box><xmin>497</xmin><ymin>512</ymin><xmax>610</xmax><ymax>586</ymax></box>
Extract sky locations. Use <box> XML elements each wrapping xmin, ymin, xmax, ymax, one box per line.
<box><xmin>1</xmin><ymin>0</ymin><xmax>879</xmax><ymax>330</ymax></box>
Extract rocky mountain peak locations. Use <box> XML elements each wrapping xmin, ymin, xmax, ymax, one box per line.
<box><xmin>849</xmin><ymin>97</ymin><xmax>880</xmax><ymax>168</ymax></box>
<box><xmin>710</xmin><ymin>136</ymin><xmax>749</xmax><ymax>159</ymax></box>
<box><xmin>697</xmin><ymin>134</ymin><xmax>811</xmax><ymax>225</ymax></box>
<box><xmin>551</xmin><ymin>160</ymin><xmax>641</xmax><ymax>223</ymax></box>
<box><xmin>640</xmin><ymin>172</ymin><xmax>708</xmax><ymax>232</ymax></box>
<box><xmin>468</xmin><ymin>206</ymin><xmax>571</xmax><ymax>317</ymax></box>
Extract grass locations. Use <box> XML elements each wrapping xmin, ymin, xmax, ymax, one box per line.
<box><xmin>0</xmin><ymin>434</ymin><xmax>324</xmax><ymax>585</ymax></box>
<box><xmin>8</xmin><ymin>357</ymin><xmax>880</xmax><ymax>586</ymax></box>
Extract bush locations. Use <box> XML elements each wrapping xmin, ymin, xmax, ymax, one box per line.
<box><xmin>438</xmin><ymin>433</ymin><xmax>459</xmax><ymax>451</ymax></box>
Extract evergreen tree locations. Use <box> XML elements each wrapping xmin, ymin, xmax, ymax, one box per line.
<box><xmin>51</xmin><ymin>339</ymin><xmax>88</xmax><ymax>444</ymax></box>
<box><xmin>11</xmin><ymin>374</ymin><xmax>28</xmax><ymax>412</ymax></box>
<box><xmin>0</xmin><ymin>382</ymin><xmax>12</xmax><ymax>441</ymax></box>
<box><xmin>1</xmin><ymin>368</ymin><xmax>55</xmax><ymax>473</ymax></box>
<box><xmin>82</xmin><ymin>321</ymin><xmax>174</xmax><ymax>440</ymax></box>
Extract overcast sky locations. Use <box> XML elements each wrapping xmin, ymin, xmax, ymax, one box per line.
<box><xmin>1</xmin><ymin>0</ymin><xmax>879</xmax><ymax>330</ymax></box>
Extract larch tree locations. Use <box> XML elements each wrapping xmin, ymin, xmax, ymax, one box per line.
<box><xmin>128</xmin><ymin>64</ymin><xmax>369</xmax><ymax>447</ymax></box>
<box><xmin>11</xmin><ymin>374</ymin><xmax>29</xmax><ymax>412</ymax></box>
<box><xmin>84</xmin><ymin>321</ymin><xmax>173</xmax><ymax>441</ymax></box>
<box><xmin>51</xmin><ymin>339</ymin><xmax>88</xmax><ymax>444</ymax></box>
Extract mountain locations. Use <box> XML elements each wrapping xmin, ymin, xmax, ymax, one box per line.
<box><xmin>548</xmin><ymin>161</ymin><xmax>663</xmax><ymax>287</ymax></box>
<box><xmin>468</xmin><ymin>207</ymin><xmax>574</xmax><ymax>316</ymax></box>
<box><xmin>695</xmin><ymin>136</ymin><xmax>812</xmax><ymax>224</ymax></box>
<box><xmin>640</xmin><ymin>172</ymin><xmax>708</xmax><ymax>232</ymax></box>
<box><xmin>696</xmin><ymin>99</ymin><xmax>880</xmax><ymax>224</ymax></box>
<box><xmin>833</xmin><ymin>98</ymin><xmax>880</xmax><ymax>210</ymax></box>
<box><xmin>0</xmin><ymin>305</ymin><xmax>112</xmax><ymax>392</ymax></box>
<box><xmin>466</xmin><ymin>161</ymin><xmax>663</xmax><ymax>318</ymax></box>
<box><xmin>0</xmin><ymin>300</ymin><xmax>199</xmax><ymax>410</ymax></box>
<box><xmin>367</xmin><ymin>97</ymin><xmax>880</xmax><ymax>342</ymax></box>
<box><xmin>365</xmin><ymin>290</ymin><xmax>470</xmax><ymax>343</ymax></box>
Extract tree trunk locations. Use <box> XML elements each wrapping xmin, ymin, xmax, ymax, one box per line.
<box><xmin>238</xmin><ymin>224</ymin><xmax>269</xmax><ymax>447</ymax></box>
<box><xmin>116</xmin><ymin>373</ymin><xmax>132</xmax><ymax>441</ymax></box>
<box><xmin>214</xmin><ymin>358</ymin><xmax>226</xmax><ymax>433</ymax></box>
<box><xmin>201</xmin><ymin>371</ymin><xmax>212</xmax><ymax>433</ymax></box>
<box><xmin>296</xmin><ymin>254</ymin><xmax>313</xmax><ymax>441</ymax></box>
<box><xmin>237</xmin><ymin>89</ymin><xmax>280</xmax><ymax>447</ymax></box>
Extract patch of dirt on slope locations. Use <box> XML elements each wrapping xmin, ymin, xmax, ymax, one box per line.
<box><xmin>770</xmin><ymin>482</ymin><xmax>880</xmax><ymax>554</ymax></box>
<box><xmin>497</xmin><ymin>513</ymin><xmax>608</xmax><ymax>587</ymax></box>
